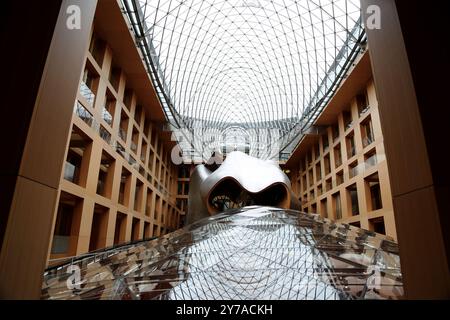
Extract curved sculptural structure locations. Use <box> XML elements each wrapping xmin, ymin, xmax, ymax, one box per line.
<box><xmin>187</xmin><ymin>151</ymin><xmax>300</xmax><ymax>224</ymax></box>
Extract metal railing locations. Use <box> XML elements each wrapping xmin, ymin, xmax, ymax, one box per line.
<box><xmin>102</xmin><ymin>107</ymin><xmax>113</xmax><ymax>126</ymax></box>
<box><xmin>365</xmin><ymin>154</ymin><xmax>378</xmax><ymax>169</ymax></box>
<box><xmin>80</xmin><ymin>81</ymin><xmax>95</xmax><ymax>105</ymax></box>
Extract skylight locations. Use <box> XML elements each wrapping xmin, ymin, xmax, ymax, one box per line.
<box><xmin>122</xmin><ymin>0</ymin><xmax>365</xmax><ymax>162</ymax></box>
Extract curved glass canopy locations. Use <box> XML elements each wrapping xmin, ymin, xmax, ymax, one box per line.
<box><xmin>122</xmin><ymin>0</ymin><xmax>366</xmax><ymax>162</ymax></box>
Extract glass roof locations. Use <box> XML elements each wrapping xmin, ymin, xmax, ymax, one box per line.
<box><xmin>122</xmin><ymin>0</ymin><xmax>366</xmax><ymax>162</ymax></box>
<box><xmin>42</xmin><ymin>207</ymin><xmax>403</xmax><ymax>300</ymax></box>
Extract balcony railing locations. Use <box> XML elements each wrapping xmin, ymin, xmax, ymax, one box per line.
<box><xmin>365</xmin><ymin>154</ymin><xmax>378</xmax><ymax>169</ymax></box>
<box><xmin>99</xmin><ymin>126</ymin><xmax>111</xmax><ymax>144</ymax></box>
<box><xmin>359</xmin><ymin>105</ymin><xmax>370</xmax><ymax>116</ymax></box>
<box><xmin>345</xmin><ymin>121</ymin><xmax>353</xmax><ymax>130</ymax></box>
<box><xmin>131</xmin><ymin>141</ymin><xmax>138</xmax><ymax>152</ymax></box>
<box><xmin>74</xmin><ymin>102</ymin><xmax>94</xmax><ymax>127</ymax></box>
<box><xmin>119</xmin><ymin>127</ymin><xmax>127</xmax><ymax>141</ymax></box>
<box><xmin>64</xmin><ymin>162</ymin><xmax>78</xmax><ymax>183</ymax></box>
<box><xmin>349</xmin><ymin>165</ymin><xmax>359</xmax><ymax>179</ymax></box>
<box><xmin>102</xmin><ymin>107</ymin><xmax>113</xmax><ymax>126</ymax></box>
<box><xmin>51</xmin><ymin>235</ymin><xmax>71</xmax><ymax>254</ymax></box>
<box><xmin>80</xmin><ymin>81</ymin><xmax>95</xmax><ymax>105</ymax></box>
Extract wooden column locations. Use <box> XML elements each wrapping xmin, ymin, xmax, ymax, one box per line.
<box><xmin>0</xmin><ymin>0</ymin><xmax>97</xmax><ymax>299</ymax></box>
<box><xmin>361</xmin><ymin>0</ymin><xmax>450</xmax><ymax>298</ymax></box>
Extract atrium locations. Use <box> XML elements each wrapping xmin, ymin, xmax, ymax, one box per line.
<box><xmin>1</xmin><ymin>0</ymin><xmax>449</xmax><ymax>301</ymax></box>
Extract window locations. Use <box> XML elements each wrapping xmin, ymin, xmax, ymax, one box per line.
<box><xmin>123</xmin><ymin>87</ymin><xmax>133</xmax><ymax>110</ymax></box>
<box><xmin>336</xmin><ymin>170</ymin><xmax>344</xmax><ymax>186</ymax></box>
<box><xmin>332</xmin><ymin>192</ymin><xmax>342</xmax><ymax>220</ymax></box>
<box><xmin>140</xmin><ymin>140</ymin><xmax>148</xmax><ymax>163</ymax></box>
<box><xmin>346</xmin><ymin>184</ymin><xmax>359</xmax><ymax>216</ymax></box>
<box><xmin>153</xmin><ymin>224</ymin><xmax>159</xmax><ymax>237</ymax></box>
<box><xmin>369</xmin><ymin>217</ymin><xmax>386</xmax><ymax>235</ymax></box>
<box><xmin>364</xmin><ymin>148</ymin><xmax>377</xmax><ymax>169</ymax></box>
<box><xmin>179</xmin><ymin>165</ymin><xmax>190</xmax><ymax>178</ymax></box>
<box><xmin>74</xmin><ymin>101</ymin><xmax>94</xmax><ymax>127</ymax></box>
<box><xmin>357</xmin><ymin>90</ymin><xmax>370</xmax><ymax>116</ymax></box>
<box><xmin>325</xmin><ymin>178</ymin><xmax>332</xmax><ymax>192</ymax></box>
<box><xmin>119</xmin><ymin>110</ymin><xmax>129</xmax><ymax>142</ymax></box>
<box><xmin>89</xmin><ymin>33</ymin><xmax>105</xmax><ymax>67</ymax></box>
<box><xmin>346</xmin><ymin>133</ymin><xmax>356</xmax><ymax>158</ymax></box>
<box><xmin>343</xmin><ymin>110</ymin><xmax>353</xmax><ymax>130</ymax></box>
<box><xmin>119</xmin><ymin>167</ymin><xmax>131</xmax><ymax>206</ymax></box>
<box><xmin>315</xmin><ymin>163</ymin><xmax>322</xmax><ymax>182</ymax></box>
<box><xmin>365</xmin><ymin>172</ymin><xmax>383</xmax><ymax>211</ymax></box>
<box><xmin>144</xmin><ymin>222</ymin><xmax>151</xmax><ymax>239</ymax></box>
<box><xmin>134</xmin><ymin>179</ymin><xmax>144</xmax><ymax>212</ymax></box>
<box><xmin>322</xmin><ymin>133</ymin><xmax>329</xmax><ymax>153</ymax></box>
<box><xmin>80</xmin><ymin>64</ymin><xmax>98</xmax><ymax>106</ymax></box>
<box><xmin>332</xmin><ymin>124</ymin><xmax>340</xmax><ymax>141</ymax></box>
<box><xmin>148</xmin><ymin>149</ymin><xmax>155</xmax><ymax>172</ymax></box>
<box><xmin>334</xmin><ymin>144</ymin><xmax>342</xmax><ymax>167</ymax></box>
<box><xmin>314</xmin><ymin>143</ymin><xmax>320</xmax><ymax>159</ymax></box>
<box><xmin>324</xmin><ymin>154</ymin><xmax>331</xmax><ymax>175</ymax></box>
<box><xmin>114</xmin><ymin>212</ymin><xmax>127</xmax><ymax>245</ymax></box>
<box><xmin>51</xmin><ymin>192</ymin><xmax>83</xmax><ymax>255</ymax></box>
<box><xmin>103</xmin><ymin>89</ymin><xmax>116</xmax><ymax>126</ymax></box>
<box><xmin>145</xmin><ymin>188</ymin><xmax>153</xmax><ymax>217</ymax></box>
<box><xmin>134</xmin><ymin>105</ymin><xmax>142</xmax><ymax>125</ymax></box>
<box><xmin>155</xmin><ymin>194</ymin><xmax>161</xmax><ymax>220</ymax></box>
<box><xmin>109</xmin><ymin>61</ymin><xmax>121</xmax><ymax>92</ymax></box>
<box><xmin>349</xmin><ymin>221</ymin><xmax>361</xmax><ymax>228</ymax></box>
<box><xmin>64</xmin><ymin>126</ymin><xmax>92</xmax><ymax>187</ymax></box>
<box><xmin>89</xmin><ymin>204</ymin><xmax>109</xmax><ymax>251</ymax></box>
<box><xmin>97</xmin><ymin>151</ymin><xmax>115</xmax><ymax>198</ymax></box>
<box><xmin>131</xmin><ymin>126</ymin><xmax>139</xmax><ymax>153</ymax></box>
<box><xmin>99</xmin><ymin>125</ymin><xmax>111</xmax><ymax>144</ymax></box>
<box><xmin>361</xmin><ymin>116</ymin><xmax>375</xmax><ymax>147</ymax></box>
<box><xmin>349</xmin><ymin>161</ymin><xmax>359</xmax><ymax>179</ymax></box>
<box><xmin>131</xmin><ymin>217</ymin><xmax>140</xmax><ymax>241</ymax></box>
<box><xmin>317</xmin><ymin>184</ymin><xmax>323</xmax><ymax>196</ymax></box>
<box><xmin>320</xmin><ymin>198</ymin><xmax>328</xmax><ymax>218</ymax></box>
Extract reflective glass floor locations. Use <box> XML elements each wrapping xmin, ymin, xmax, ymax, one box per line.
<box><xmin>42</xmin><ymin>207</ymin><xmax>403</xmax><ymax>300</ymax></box>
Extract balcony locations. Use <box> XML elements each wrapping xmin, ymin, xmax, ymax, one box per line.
<box><xmin>80</xmin><ymin>81</ymin><xmax>95</xmax><ymax>105</ymax></box>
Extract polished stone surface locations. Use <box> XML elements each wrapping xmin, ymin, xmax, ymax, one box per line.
<box><xmin>42</xmin><ymin>206</ymin><xmax>403</xmax><ymax>300</ymax></box>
